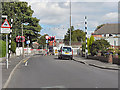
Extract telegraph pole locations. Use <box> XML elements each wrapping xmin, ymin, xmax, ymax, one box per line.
<box><xmin>22</xmin><ymin>23</ymin><xmax>24</xmax><ymax>58</ymax></box>
<box><xmin>69</xmin><ymin>0</ymin><xmax>71</xmax><ymax>46</ymax></box>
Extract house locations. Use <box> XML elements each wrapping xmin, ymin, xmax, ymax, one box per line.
<box><xmin>92</xmin><ymin>23</ymin><xmax>120</xmax><ymax>49</ymax></box>
<box><xmin>32</xmin><ymin>42</ymin><xmax>40</xmax><ymax>49</ymax></box>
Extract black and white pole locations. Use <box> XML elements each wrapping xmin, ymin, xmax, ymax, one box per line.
<box><xmin>8</xmin><ymin>19</ymin><xmax>13</xmax><ymax>59</ymax></box>
<box><xmin>85</xmin><ymin>16</ymin><xmax>88</xmax><ymax>58</ymax></box>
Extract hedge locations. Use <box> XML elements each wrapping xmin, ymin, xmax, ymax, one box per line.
<box><xmin>0</xmin><ymin>40</ymin><xmax>6</xmax><ymax>57</ymax></box>
<box><xmin>11</xmin><ymin>41</ymin><xmax>16</xmax><ymax>53</ymax></box>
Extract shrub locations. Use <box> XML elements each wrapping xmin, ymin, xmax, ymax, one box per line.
<box><xmin>0</xmin><ymin>40</ymin><xmax>6</xmax><ymax>57</ymax></box>
<box><xmin>90</xmin><ymin>39</ymin><xmax>110</xmax><ymax>56</ymax></box>
<box><xmin>11</xmin><ymin>41</ymin><xmax>16</xmax><ymax>53</ymax></box>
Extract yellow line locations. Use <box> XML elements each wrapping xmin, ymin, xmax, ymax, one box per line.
<box><xmin>23</xmin><ymin>57</ymin><xmax>30</xmax><ymax>63</ymax></box>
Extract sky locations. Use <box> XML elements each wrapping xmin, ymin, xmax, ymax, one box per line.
<box><xmin>20</xmin><ymin>0</ymin><xmax>119</xmax><ymax>39</ymax></box>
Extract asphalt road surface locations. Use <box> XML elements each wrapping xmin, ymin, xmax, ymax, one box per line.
<box><xmin>7</xmin><ymin>55</ymin><xmax>118</xmax><ymax>88</ymax></box>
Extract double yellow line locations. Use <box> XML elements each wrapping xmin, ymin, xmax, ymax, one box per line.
<box><xmin>23</xmin><ymin>58</ymin><xmax>29</xmax><ymax>63</ymax></box>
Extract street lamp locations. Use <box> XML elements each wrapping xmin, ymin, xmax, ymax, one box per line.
<box><xmin>69</xmin><ymin>0</ymin><xmax>71</xmax><ymax>46</ymax></box>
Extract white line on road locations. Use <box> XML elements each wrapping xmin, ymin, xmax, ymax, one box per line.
<box><xmin>3</xmin><ymin>57</ymin><xmax>31</xmax><ymax>88</ymax></box>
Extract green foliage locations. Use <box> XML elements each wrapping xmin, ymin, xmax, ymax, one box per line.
<box><xmin>87</xmin><ymin>38</ymin><xmax>90</xmax><ymax>53</ymax></box>
<box><xmin>38</xmin><ymin>34</ymin><xmax>48</xmax><ymax>48</ymax></box>
<box><xmin>2</xmin><ymin>2</ymin><xmax>42</xmax><ymax>45</ymax></box>
<box><xmin>11</xmin><ymin>41</ymin><xmax>16</xmax><ymax>53</ymax></box>
<box><xmin>90</xmin><ymin>39</ymin><xmax>110</xmax><ymax>56</ymax></box>
<box><xmin>82</xmin><ymin>42</ymin><xmax>86</xmax><ymax>52</ymax></box>
<box><xmin>89</xmin><ymin>35</ymin><xmax>95</xmax><ymax>53</ymax></box>
<box><xmin>89</xmin><ymin>35</ymin><xmax>95</xmax><ymax>46</ymax></box>
<box><xmin>82</xmin><ymin>38</ymin><xmax>90</xmax><ymax>53</ymax></box>
<box><xmin>64</xmin><ymin>26</ymin><xmax>85</xmax><ymax>44</ymax></box>
<box><xmin>0</xmin><ymin>40</ymin><xmax>6</xmax><ymax>57</ymax></box>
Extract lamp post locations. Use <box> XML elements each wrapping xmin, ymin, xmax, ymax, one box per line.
<box><xmin>69</xmin><ymin>0</ymin><xmax>71</xmax><ymax>46</ymax></box>
<box><xmin>21</xmin><ymin>23</ymin><xmax>24</xmax><ymax>58</ymax></box>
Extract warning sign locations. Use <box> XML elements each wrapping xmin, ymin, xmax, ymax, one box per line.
<box><xmin>1</xmin><ymin>19</ymin><xmax>11</xmax><ymax>33</ymax></box>
<box><xmin>1</xmin><ymin>19</ymin><xmax>11</xmax><ymax>28</ymax></box>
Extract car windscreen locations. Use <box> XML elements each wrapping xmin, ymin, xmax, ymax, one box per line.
<box><xmin>63</xmin><ymin>47</ymin><xmax>72</xmax><ymax>52</ymax></box>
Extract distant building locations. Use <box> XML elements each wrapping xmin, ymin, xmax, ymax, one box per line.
<box><xmin>32</xmin><ymin>42</ymin><xmax>39</xmax><ymax>49</ymax></box>
<box><xmin>92</xmin><ymin>23</ymin><xmax>120</xmax><ymax>49</ymax></box>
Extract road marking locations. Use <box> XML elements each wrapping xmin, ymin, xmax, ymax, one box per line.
<box><xmin>41</xmin><ymin>85</ymin><xmax>65</xmax><ymax>88</ymax></box>
<box><xmin>3</xmin><ymin>56</ymin><xmax>31</xmax><ymax>88</ymax></box>
<box><xmin>23</xmin><ymin>59</ymin><xmax>29</xmax><ymax>63</ymax></box>
<box><xmin>25</xmin><ymin>61</ymin><xmax>28</xmax><ymax>66</ymax></box>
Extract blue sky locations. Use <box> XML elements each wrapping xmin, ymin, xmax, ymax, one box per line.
<box><xmin>21</xmin><ymin>0</ymin><xmax>119</xmax><ymax>39</ymax></box>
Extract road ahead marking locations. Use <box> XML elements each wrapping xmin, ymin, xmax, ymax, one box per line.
<box><xmin>3</xmin><ymin>56</ymin><xmax>31</xmax><ymax>88</ymax></box>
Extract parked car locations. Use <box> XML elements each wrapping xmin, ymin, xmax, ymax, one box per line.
<box><xmin>58</xmin><ymin>46</ymin><xmax>73</xmax><ymax>60</ymax></box>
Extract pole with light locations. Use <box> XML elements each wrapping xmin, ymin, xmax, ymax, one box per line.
<box><xmin>69</xmin><ymin>0</ymin><xmax>71</xmax><ymax>46</ymax></box>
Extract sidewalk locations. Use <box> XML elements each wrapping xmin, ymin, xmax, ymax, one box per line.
<box><xmin>73</xmin><ymin>56</ymin><xmax>119</xmax><ymax>70</ymax></box>
<box><xmin>1</xmin><ymin>55</ymin><xmax>31</xmax><ymax>87</ymax></box>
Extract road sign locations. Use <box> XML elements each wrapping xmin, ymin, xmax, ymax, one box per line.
<box><xmin>1</xmin><ymin>19</ymin><xmax>11</xmax><ymax>28</ymax></box>
<box><xmin>26</xmin><ymin>40</ymin><xmax>30</xmax><ymax>44</ymax></box>
<box><xmin>1</xmin><ymin>19</ymin><xmax>11</xmax><ymax>33</ymax></box>
<box><xmin>1</xmin><ymin>28</ymin><xmax>10</xmax><ymax>33</ymax></box>
<box><xmin>16</xmin><ymin>36</ymin><xmax>25</xmax><ymax>42</ymax></box>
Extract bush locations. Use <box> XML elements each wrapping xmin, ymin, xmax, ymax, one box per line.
<box><xmin>0</xmin><ymin>40</ymin><xmax>6</xmax><ymax>57</ymax></box>
<box><xmin>90</xmin><ymin>39</ymin><xmax>110</xmax><ymax>56</ymax></box>
<box><xmin>11</xmin><ymin>41</ymin><xmax>16</xmax><ymax>53</ymax></box>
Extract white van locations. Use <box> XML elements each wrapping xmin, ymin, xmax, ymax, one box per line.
<box><xmin>58</xmin><ymin>46</ymin><xmax>73</xmax><ymax>60</ymax></box>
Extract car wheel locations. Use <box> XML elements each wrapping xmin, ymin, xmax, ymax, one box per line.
<box><xmin>61</xmin><ymin>56</ymin><xmax>63</xmax><ymax>60</ymax></box>
<box><xmin>58</xmin><ymin>56</ymin><xmax>60</xmax><ymax>59</ymax></box>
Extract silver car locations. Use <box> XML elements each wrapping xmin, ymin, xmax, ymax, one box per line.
<box><xmin>58</xmin><ymin>46</ymin><xmax>73</xmax><ymax>60</ymax></box>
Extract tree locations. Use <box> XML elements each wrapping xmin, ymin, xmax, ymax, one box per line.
<box><xmin>89</xmin><ymin>35</ymin><xmax>95</xmax><ymax>53</ymax></box>
<box><xmin>64</xmin><ymin>26</ymin><xmax>85</xmax><ymax>45</ymax></box>
<box><xmin>82</xmin><ymin>38</ymin><xmax>90</xmax><ymax>53</ymax></box>
<box><xmin>64</xmin><ymin>26</ymin><xmax>74</xmax><ymax>44</ymax></box>
<box><xmin>87</xmin><ymin>38</ymin><xmax>90</xmax><ymax>53</ymax></box>
<box><xmin>11</xmin><ymin>41</ymin><xmax>16</xmax><ymax>53</ymax></box>
<box><xmin>38</xmin><ymin>34</ymin><xmax>48</xmax><ymax>49</ymax></box>
<box><xmin>1</xmin><ymin>2</ymin><xmax>42</xmax><ymax>46</ymax></box>
<box><xmin>90</xmin><ymin>39</ymin><xmax>110</xmax><ymax>56</ymax></box>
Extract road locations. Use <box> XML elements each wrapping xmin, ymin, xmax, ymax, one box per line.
<box><xmin>7</xmin><ymin>55</ymin><xmax>118</xmax><ymax>88</ymax></box>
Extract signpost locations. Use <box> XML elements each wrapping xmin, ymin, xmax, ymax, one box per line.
<box><xmin>26</xmin><ymin>39</ymin><xmax>30</xmax><ymax>55</ymax></box>
<box><xmin>1</xmin><ymin>15</ymin><xmax>11</xmax><ymax>69</ymax></box>
<box><xmin>1</xmin><ymin>19</ymin><xmax>11</xmax><ymax>33</ymax></box>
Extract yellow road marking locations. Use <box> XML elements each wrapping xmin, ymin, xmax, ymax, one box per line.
<box><xmin>23</xmin><ymin>58</ymin><xmax>29</xmax><ymax>63</ymax></box>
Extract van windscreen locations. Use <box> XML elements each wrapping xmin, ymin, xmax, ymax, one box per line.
<box><xmin>63</xmin><ymin>47</ymin><xmax>72</xmax><ymax>52</ymax></box>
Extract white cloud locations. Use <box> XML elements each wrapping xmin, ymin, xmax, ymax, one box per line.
<box><xmin>32</xmin><ymin>2</ymin><xmax>69</xmax><ymax>25</ymax></box>
<box><xmin>102</xmin><ymin>12</ymin><xmax>118</xmax><ymax>23</ymax></box>
<box><xmin>20</xmin><ymin>0</ymin><xmax>118</xmax><ymax>38</ymax></box>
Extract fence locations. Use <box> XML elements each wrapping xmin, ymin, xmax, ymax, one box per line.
<box><xmin>16</xmin><ymin>48</ymin><xmax>45</xmax><ymax>56</ymax></box>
